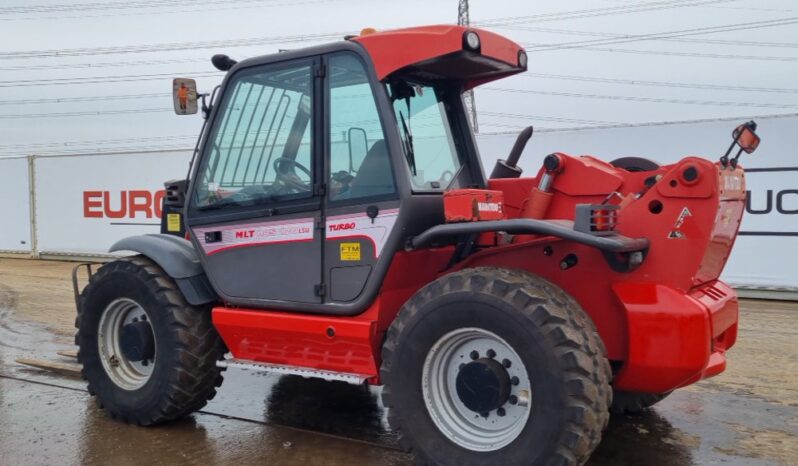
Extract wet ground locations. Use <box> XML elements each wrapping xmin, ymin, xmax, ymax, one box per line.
<box><xmin>0</xmin><ymin>257</ymin><xmax>796</xmax><ymax>465</ymax></box>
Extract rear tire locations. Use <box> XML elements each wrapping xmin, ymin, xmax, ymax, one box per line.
<box><xmin>381</xmin><ymin>267</ymin><xmax>611</xmax><ymax>466</ymax></box>
<box><xmin>610</xmin><ymin>390</ymin><xmax>671</xmax><ymax>415</ymax></box>
<box><xmin>75</xmin><ymin>256</ymin><xmax>224</xmax><ymax>425</ymax></box>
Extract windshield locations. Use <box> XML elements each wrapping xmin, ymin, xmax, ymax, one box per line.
<box><xmin>389</xmin><ymin>82</ymin><xmax>463</xmax><ymax>191</ymax></box>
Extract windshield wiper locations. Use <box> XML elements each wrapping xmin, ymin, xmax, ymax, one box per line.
<box><xmin>398</xmin><ymin>110</ymin><xmax>417</xmax><ymax>176</ymax></box>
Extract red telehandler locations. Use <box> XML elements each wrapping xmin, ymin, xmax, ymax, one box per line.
<box><xmin>74</xmin><ymin>25</ymin><xmax>760</xmax><ymax>466</ymax></box>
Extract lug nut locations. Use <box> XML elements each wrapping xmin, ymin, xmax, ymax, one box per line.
<box><xmin>486</xmin><ymin>349</ymin><xmax>496</xmax><ymax>359</ymax></box>
<box><xmin>470</xmin><ymin>351</ymin><xmax>479</xmax><ymax>360</ymax></box>
<box><xmin>511</xmin><ymin>376</ymin><xmax>519</xmax><ymax>386</ymax></box>
<box><xmin>480</xmin><ymin>412</ymin><xmax>490</xmax><ymax>419</ymax></box>
<box><xmin>502</xmin><ymin>359</ymin><xmax>512</xmax><ymax>368</ymax></box>
<box><xmin>497</xmin><ymin>408</ymin><xmax>506</xmax><ymax>417</ymax></box>
<box><xmin>509</xmin><ymin>395</ymin><xmax>518</xmax><ymax>405</ymax></box>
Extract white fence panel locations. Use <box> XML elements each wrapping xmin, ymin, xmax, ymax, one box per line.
<box><xmin>476</xmin><ymin>114</ymin><xmax>798</xmax><ymax>289</ymax></box>
<box><xmin>35</xmin><ymin>150</ymin><xmax>193</xmax><ymax>256</ymax></box>
<box><xmin>0</xmin><ymin>156</ymin><xmax>32</xmax><ymax>253</ymax></box>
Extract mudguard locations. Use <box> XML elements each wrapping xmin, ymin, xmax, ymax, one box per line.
<box><xmin>109</xmin><ymin>234</ymin><xmax>217</xmax><ymax>305</ymax></box>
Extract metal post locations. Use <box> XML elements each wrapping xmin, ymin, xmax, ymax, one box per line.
<box><xmin>458</xmin><ymin>0</ymin><xmax>478</xmax><ymax>133</ymax></box>
<box><xmin>27</xmin><ymin>154</ymin><xmax>39</xmax><ymax>259</ymax></box>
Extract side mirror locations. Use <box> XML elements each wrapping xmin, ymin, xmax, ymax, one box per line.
<box><xmin>348</xmin><ymin>127</ymin><xmax>368</xmax><ymax>172</ymax></box>
<box><xmin>173</xmin><ymin>78</ymin><xmax>198</xmax><ymax>115</ymax></box>
<box><xmin>733</xmin><ymin>121</ymin><xmax>760</xmax><ymax>154</ymax></box>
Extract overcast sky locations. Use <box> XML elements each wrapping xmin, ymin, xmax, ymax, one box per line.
<box><xmin>1</xmin><ymin>0</ymin><xmax>796</xmax><ymax>157</ymax></box>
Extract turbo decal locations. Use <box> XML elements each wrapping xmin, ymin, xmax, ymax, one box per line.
<box><xmin>194</xmin><ymin>217</ymin><xmax>314</xmax><ymax>255</ymax></box>
<box><xmin>326</xmin><ymin>208</ymin><xmax>399</xmax><ymax>258</ymax></box>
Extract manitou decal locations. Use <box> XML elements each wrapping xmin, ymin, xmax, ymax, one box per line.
<box><xmin>83</xmin><ymin>190</ymin><xmax>166</xmax><ymax>219</ymax></box>
<box><xmin>477</xmin><ymin>202</ymin><xmax>502</xmax><ymax>213</ymax></box>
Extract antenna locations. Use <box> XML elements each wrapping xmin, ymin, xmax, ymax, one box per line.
<box><xmin>458</xmin><ymin>0</ymin><xmax>478</xmax><ymax>133</ymax></box>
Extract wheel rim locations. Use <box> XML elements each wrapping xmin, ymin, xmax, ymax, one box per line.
<box><xmin>97</xmin><ymin>298</ymin><xmax>156</xmax><ymax>390</ymax></box>
<box><xmin>422</xmin><ymin>328</ymin><xmax>532</xmax><ymax>452</ymax></box>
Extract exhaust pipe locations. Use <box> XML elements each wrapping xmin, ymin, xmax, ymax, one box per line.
<box><xmin>490</xmin><ymin>126</ymin><xmax>533</xmax><ymax>179</ymax></box>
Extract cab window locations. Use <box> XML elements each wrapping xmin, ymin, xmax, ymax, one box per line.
<box><xmin>196</xmin><ymin>61</ymin><xmax>313</xmax><ymax>208</ymax></box>
<box><xmin>389</xmin><ymin>81</ymin><xmax>463</xmax><ymax>191</ymax></box>
<box><xmin>328</xmin><ymin>53</ymin><xmax>395</xmax><ymax>202</ymax></box>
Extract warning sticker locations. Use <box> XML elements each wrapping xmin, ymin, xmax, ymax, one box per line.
<box><xmin>166</xmin><ymin>213</ymin><xmax>181</xmax><ymax>232</ymax></box>
<box><xmin>340</xmin><ymin>242</ymin><xmax>361</xmax><ymax>261</ymax></box>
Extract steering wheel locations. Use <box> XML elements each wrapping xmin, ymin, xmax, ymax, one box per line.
<box><xmin>272</xmin><ymin>157</ymin><xmax>312</xmax><ymax>192</ymax></box>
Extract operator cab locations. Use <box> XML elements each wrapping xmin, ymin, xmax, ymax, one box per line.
<box><xmin>169</xmin><ymin>26</ymin><xmax>527</xmax><ymax>314</ymax></box>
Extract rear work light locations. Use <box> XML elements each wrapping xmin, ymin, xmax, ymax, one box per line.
<box><xmin>574</xmin><ymin>204</ymin><xmax>619</xmax><ymax>236</ymax></box>
<box><xmin>463</xmin><ymin>31</ymin><xmax>480</xmax><ymax>51</ymax></box>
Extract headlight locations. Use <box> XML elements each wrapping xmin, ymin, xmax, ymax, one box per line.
<box><xmin>464</xmin><ymin>31</ymin><xmax>480</xmax><ymax>51</ymax></box>
<box><xmin>518</xmin><ymin>50</ymin><xmax>528</xmax><ymax>68</ymax></box>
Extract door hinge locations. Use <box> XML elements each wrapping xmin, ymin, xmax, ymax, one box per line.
<box><xmin>314</xmin><ymin>64</ymin><xmax>326</xmax><ymax>78</ymax></box>
<box><xmin>316</xmin><ymin>216</ymin><xmax>326</xmax><ymax>230</ymax></box>
<box><xmin>314</xmin><ymin>283</ymin><xmax>327</xmax><ymax>297</ymax></box>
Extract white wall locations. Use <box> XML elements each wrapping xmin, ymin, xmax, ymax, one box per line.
<box><xmin>34</xmin><ymin>150</ymin><xmax>192</xmax><ymax>255</ymax></box>
<box><xmin>0</xmin><ymin>156</ymin><xmax>32</xmax><ymax>253</ymax></box>
<box><xmin>477</xmin><ymin>114</ymin><xmax>798</xmax><ymax>289</ymax></box>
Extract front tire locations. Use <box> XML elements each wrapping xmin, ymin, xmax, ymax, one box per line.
<box><xmin>381</xmin><ymin>267</ymin><xmax>611</xmax><ymax>466</ymax></box>
<box><xmin>75</xmin><ymin>256</ymin><xmax>224</xmax><ymax>425</ymax></box>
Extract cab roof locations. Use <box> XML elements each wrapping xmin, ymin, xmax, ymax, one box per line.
<box><xmin>351</xmin><ymin>25</ymin><xmax>527</xmax><ymax>90</ymax></box>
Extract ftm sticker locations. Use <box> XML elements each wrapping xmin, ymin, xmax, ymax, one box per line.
<box><xmin>340</xmin><ymin>242</ymin><xmax>361</xmax><ymax>261</ymax></box>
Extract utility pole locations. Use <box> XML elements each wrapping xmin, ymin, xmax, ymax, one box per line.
<box><xmin>458</xmin><ymin>0</ymin><xmax>478</xmax><ymax>133</ymax></box>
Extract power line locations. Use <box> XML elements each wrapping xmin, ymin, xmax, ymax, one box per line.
<box><xmin>0</xmin><ymin>71</ymin><xmax>222</xmax><ymax>88</ymax></box>
<box><xmin>3</xmin><ymin>57</ymin><xmax>208</xmax><ymax>72</ymax></box>
<box><xmin>0</xmin><ymin>144</ymin><xmax>194</xmax><ymax>157</ymax></box>
<box><xmin>480</xmin><ymin>112</ymin><xmax>798</xmax><ymax>135</ymax></box>
<box><xmin>0</xmin><ymin>107</ymin><xmax>172</xmax><ymax>119</ymax></box>
<box><xmin>498</xmin><ymin>24</ymin><xmax>798</xmax><ymax>49</ymax></box>
<box><xmin>0</xmin><ymin>134</ymin><xmax>196</xmax><ymax>149</ymax></box>
<box><xmin>0</xmin><ymin>0</ymin><xmax>336</xmax><ymax>22</ymax></box>
<box><xmin>0</xmin><ymin>93</ymin><xmax>170</xmax><ymax>106</ymax></box>
<box><xmin>476</xmin><ymin>0</ymin><xmax>737</xmax><ymax>27</ymax></box>
<box><xmin>523</xmin><ymin>17</ymin><xmax>798</xmax><ymax>52</ymax></box>
<box><xmin>519</xmin><ymin>72</ymin><xmax>798</xmax><ymax>94</ymax></box>
<box><xmin>529</xmin><ymin>44</ymin><xmax>798</xmax><ymax>62</ymax></box>
<box><xmin>0</xmin><ymin>0</ymin><xmax>280</xmax><ymax>14</ymax></box>
<box><xmin>0</xmin><ymin>1</ymin><xmax>730</xmax><ymax>60</ymax></box>
<box><xmin>480</xmin><ymin>111</ymin><xmax>621</xmax><ymax>126</ymax></box>
<box><xmin>483</xmin><ymin>87</ymin><xmax>798</xmax><ymax>109</ymax></box>
<box><xmin>0</xmin><ymin>32</ymin><xmax>349</xmax><ymax>60</ymax></box>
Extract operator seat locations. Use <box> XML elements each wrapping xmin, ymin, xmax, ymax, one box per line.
<box><xmin>347</xmin><ymin>139</ymin><xmax>395</xmax><ymax>198</ymax></box>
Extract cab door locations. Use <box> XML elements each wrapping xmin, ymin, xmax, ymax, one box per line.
<box><xmin>322</xmin><ymin>53</ymin><xmax>400</xmax><ymax>303</ymax></box>
<box><xmin>187</xmin><ymin>58</ymin><xmax>324</xmax><ymax>305</ymax></box>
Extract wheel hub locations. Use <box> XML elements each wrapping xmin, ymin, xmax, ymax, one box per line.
<box><xmin>422</xmin><ymin>328</ymin><xmax>532</xmax><ymax>452</ymax></box>
<box><xmin>120</xmin><ymin>321</ymin><xmax>155</xmax><ymax>362</ymax></box>
<box><xmin>456</xmin><ymin>358</ymin><xmax>511</xmax><ymax>413</ymax></box>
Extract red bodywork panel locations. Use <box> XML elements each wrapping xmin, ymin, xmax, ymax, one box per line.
<box><xmin>212</xmin><ymin>153</ymin><xmax>745</xmax><ymax>392</ymax></box>
<box><xmin>352</xmin><ymin>25</ymin><xmax>525</xmax><ymax>89</ymax></box>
